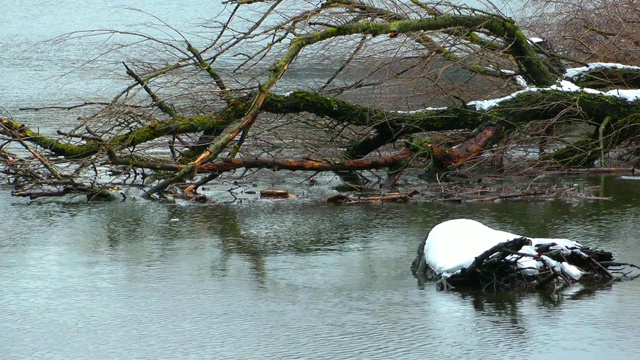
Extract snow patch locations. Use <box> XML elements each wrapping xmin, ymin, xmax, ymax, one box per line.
<box><xmin>604</xmin><ymin>89</ymin><xmax>640</xmax><ymax>101</ymax></box>
<box><xmin>468</xmin><ymin>88</ymin><xmax>538</xmax><ymax>110</ymax></box>
<box><xmin>514</xmin><ymin>75</ymin><xmax>528</xmax><ymax>88</ymax></box>
<box><xmin>423</xmin><ymin>219</ymin><xmax>583</xmax><ymax>280</ymax></box>
<box><xmin>564</xmin><ymin>62</ymin><xmax>640</xmax><ymax>80</ymax></box>
<box><xmin>395</xmin><ymin>107</ymin><xmax>448</xmax><ymax>114</ymax></box>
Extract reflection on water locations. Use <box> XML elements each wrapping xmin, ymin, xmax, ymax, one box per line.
<box><xmin>1</xmin><ymin>176</ymin><xmax>640</xmax><ymax>359</ymax></box>
<box><xmin>2</xmin><ymin>0</ymin><xmax>640</xmax><ymax>358</ymax></box>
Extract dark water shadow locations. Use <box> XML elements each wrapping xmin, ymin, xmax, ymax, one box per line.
<box><xmin>427</xmin><ymin>281</ymin><xmax>614</xmax><ymax>319</ymax></box>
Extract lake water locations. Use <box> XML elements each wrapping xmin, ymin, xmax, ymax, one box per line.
<box><xmin>1</xmin><ymin>176</ymin><xmax>640</xmax><ymax>359</ymax></box>
<box><xmin>2</xmin><ymin>2</ymin><xmax>640</xmax><ymax>359</ymax></box>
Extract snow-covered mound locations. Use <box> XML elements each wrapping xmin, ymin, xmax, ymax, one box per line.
<box><xmin>424</xmin><ymin>219</ymin><xmax>583</xmax><ymax>279</ymax></box>
<box><xmin>411</xmin><ymin>220</ymin><xmax>640</xmax><ymax>291</ymax></box>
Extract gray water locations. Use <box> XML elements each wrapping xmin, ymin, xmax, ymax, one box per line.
<box><xmin>2</xmin><ymin>2</ymin><xmax>640</xmax><ymax>359</ymax></box>
<box><xmin>1</xmin><ymin>177</ymin><xmax>640</xmax><ymax>359</ymax></box>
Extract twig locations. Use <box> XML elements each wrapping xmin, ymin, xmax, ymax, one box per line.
<box><xmin>19</xmin><ymin>101</ymin><xmax>111</xmax><ymax>111</ymax></box>
<box><xmin>1</xmin><ymin>123</ymin><xmax>64</xmax><ymax>180</ymax></box>
<box><xmin>123</xmin><ymin>62</ymin><xmax>177</xmax><ymax>117</ymax></box>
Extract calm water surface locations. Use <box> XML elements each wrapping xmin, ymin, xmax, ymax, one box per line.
<box><xmin>1</xmin><ymin>176</ymin><xmax>640</xmax><ymax>359</ymax></box>
<box><xmin>2</xmin><ymin>2</ymin><xmax>640</xmax><ymax>359</ymax></box>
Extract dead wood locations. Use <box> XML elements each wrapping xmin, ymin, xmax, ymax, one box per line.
<box><xmin>260</xmin><ymin>189</ymin><xmax>295</xmax><ymax>199</ymax></box>
<box><xmin>12</xmin><ymin>189</ymin><xmax>71</xmax><ymax>200</ymax></box>
<box><xmin>1</xmin><ymin>2</ymin><xmax>640</xmax><ymax>201</ymax></box>
<box><xmin>466</xmin><ymin>191</ymin><xmax>547</xmax><ymax>202</ymax></box>
<box><xmin>109</xmin><ymin>150</ymin><xmax>413</xmax><ymax>173</ymax></box>
<box><xmin>429</xmin><ymin>123</ymin><xmax>506</xmax><ymax>166</ymax></box>
<box><xmin>411</xmin><ymin>237</ymin><xmax>638</xmax><ymax>292</ymax></box>
<box><xmin>327</xmin><ymin>190</ymin><xmax>419</xmax><ymax>204</ymax></box>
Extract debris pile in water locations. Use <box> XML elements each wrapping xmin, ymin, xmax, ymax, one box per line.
<box><xmin>411</xmin><ymin>219</ymin><xmax>639</xmax><ymax>292</ymax></box>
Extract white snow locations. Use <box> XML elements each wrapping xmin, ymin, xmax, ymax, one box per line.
<box><xmin>561</xmin><ymin>261</ymin><xmax>583</xmax><ymax>280</ymax></box>
<box><xmin>467</xmin><ymin>88</ymin><xmax>536</xmax><ymax>111</ymax></box>
<box><xmin>514</xmin><ymin>75</ymin><xmax>528</xmax><ymax>88</ymax></box>
<box><xmin>464</xmin><ymin>62</ymin><xmax>640</xmax><ymax>111</ymax></box>
<box><xmin>549</xmin><ymin>80</ymin><xmax>608</xmax><ymax>96</ymax></box>
<box><xmin>483</xmin><ymin>67</ymin><xmax>528</xmax><ymax>89</ymax></box>
<box><xmin>498</xmin><ymin>69</ymin><xmax>516</xmax><ymax>75</ymax></box>
<box><xmin>564</xmin><ymin>62</ymin><xmax>640</xmax><ymax>80</ymax></box>
<box><xmin>424</xmin><ymin>219</ymin><xmax>520</xmax><ymax>276</ymax></box>
<box><xmin>395</xmin><ymin>107</ymin><xmax>448</xmax><ymax>114</ymax></box>
<box><xmin>423</xmin><ymin>219</ymin><xmax>584</xmax><ymax>280</ymax></box>
<box><xmin>604</xmin><ymin>89</ymin><xmax>640</xmax><ymax>101</ymax></box>
<box><xmin>396</xmin><ymin>106</ymin><xmax>448</xmax><ymax>114</ymax></box>
<box><xmin>550</xmin><ymin>80</ymin><xmax>581</xmax><ymax>92</ymax></box>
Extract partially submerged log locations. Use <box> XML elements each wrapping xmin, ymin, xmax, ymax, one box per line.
<box><xmin>411</xmin><ymin>219</ymin><xmax>639</xmax><ymax>292</ymax></box>
<box><xmin>260</xmin><ymin>189</ymin><xmax>295</xmax><ymax>199</ymax></box>
<box><xmin>326</xmin><ymin>190</ymin><xmax>419</xmax><ymax>204</ymax></box>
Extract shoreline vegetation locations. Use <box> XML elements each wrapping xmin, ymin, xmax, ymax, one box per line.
<box><xmin>1</xmin><ymin>1</ymin><xmax>639</xmax><ymax>203</ymax></box>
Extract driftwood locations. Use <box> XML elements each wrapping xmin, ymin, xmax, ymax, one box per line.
<box><xmin>327</xmin><ymin>190</ymin><xmax>419</xmax><ymax>204</ymax></box>
<box><xmin>465</xmin><ymin>191</ymin><xmax>546</xmax><ymax>203</ymax></box>
<box><xmin>411</xmin><ymin>237</ymin><xmax>640</xmax><ymax>292</ymax></box>
<box><xmin>260</xmin><ymin>189</ymin><xmax>296</xmax><ymax>199</ymax></box>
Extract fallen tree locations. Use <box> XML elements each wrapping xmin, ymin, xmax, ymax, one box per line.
<box><xmin>1</xmin><ymin>1</ymin><xmax>639</xmax><ymax>201</ymax></box>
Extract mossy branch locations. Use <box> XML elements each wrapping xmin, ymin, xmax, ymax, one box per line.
<box><xmin>186</xmin><ymin>41</ymin><xmax>228</xmax><ymax>93</ymax></box>
<box><xmin>123</xmin><ymin>62</ymin><xmax>177</xmax><ymax>117</ymax></box>
<box><xmin>0</xmin><ymin>114</ymin><xmax>227</xmax><ymax>159</ymax></box>
<box><xmin>4</xmin><ymin>88</ymin><xmax>638</xmax><ymax>166</ymax></box>
<box><xmin>145</xmin><ymin>13</ymin><xmax>558</xmax><ymax>196</ymax></box>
